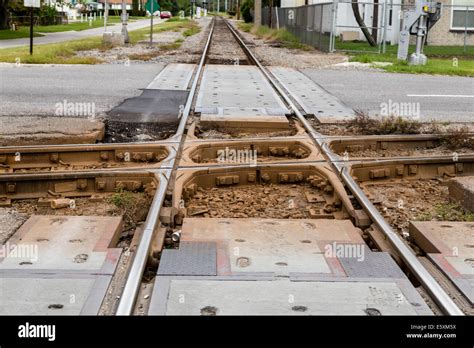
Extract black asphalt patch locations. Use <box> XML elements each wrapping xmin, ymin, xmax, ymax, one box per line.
<box><xmin>107</xmin><ymin>89</ymin><xmax>189</xmax><ymax>125</ymax></box>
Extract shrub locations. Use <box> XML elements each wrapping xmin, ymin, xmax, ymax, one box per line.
<box><xmin>241</xmin><ymin>0</ymin><xmax>254</xmax><ymax>23</ymax></box>
<box><xmin>348</xmin><ymin>111</ymin><xmax>421</xmax><ymax>135</ymax></box>
<box><xmin>441</xmin><ymin>125</ymin><xmax>474</xmax><ymax>149</ymax></box>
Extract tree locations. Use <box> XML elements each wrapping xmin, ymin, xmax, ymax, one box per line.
<box><xmin>132</xmin><ymin>0</ymin><xmax>139</xmax><ymax>15</ymax></box>
<box><xmin>351</xmin><ymin>0</ymin><xmax>376</xmax><ymax>47</ymax></box>
<box><xmin>241</xmin><ymin>0</ymin><xmax>253</xmax><ymax>23</ymax></box>
<box><xmin>0</xmin><ymin>0</ymin><xmax>11</xmax><ymax>30</ymax></box>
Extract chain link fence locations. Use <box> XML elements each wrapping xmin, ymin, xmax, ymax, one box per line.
<box><xmin>262</xmin><ymin>1</ymin><xmax>473</xmax><ymax>54</ymax></box>
<box><xmin>262</xmin><ymin>3</ymin><xmax>334</xmax><ymax>52</ymax></box>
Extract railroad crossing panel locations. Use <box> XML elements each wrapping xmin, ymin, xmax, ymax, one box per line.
<box><xmin>195</xmin><ymin>65</ymin><xmax>289</xmax><ymax>117</ymax></box>
<box><xmin>147</xmin><ymin>63</ymin><xmax>196</xmax><ymax>91</ymax></box>
<box><xmin>410</xmin><ymin>221</ymin><xmax>474</xmax><ymax>304</ymax></box>
<box><xmin>269</xmin><ymin>66</ymin><xmax>355</xmax><ymax>123</ymax></box>
<box><xmin>0</xmin><ymin>215</ymin><xmax>123</xmax><ymax>315</ymax></box>
<box><xmin>151</xmin><ymin>278</ymin><xmax>431</xmax><ymax>315</ymax></box>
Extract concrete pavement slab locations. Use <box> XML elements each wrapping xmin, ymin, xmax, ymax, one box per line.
<box><xmin>449</xmin><ymin>176</ymin><xmax>474</xmax><ymax>213</ymax></box>
<box><xmin>0</xmin><ymin>215</ymin><xmax>123</xmax><ymax>272</ymax></box>
<box><xmin>154</xmin><ymin>278</ymin><xmax>428</xmax><ymax>315</ymax></box>
<box><xmin>0</xmin><ymin>116</ymin><xmax>105</xmax><ymax>146</ymax></box>
<box><xmin>0</xmin><ymin>276</ymin><xmax>96</xmax><ymax>315</ymax></box>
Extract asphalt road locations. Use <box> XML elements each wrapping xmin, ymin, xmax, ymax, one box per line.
<box><xmin>1</xmin><ymin>63</ymin><xmax>472</xmax><ymax>123</ymax></box>
<box><xmin>0</xmin><ymin>63</ymin><xmax>165</xmax><ymax>117</ymax></box>
<box><xmin>302</xmin><ymin>69</ymin><xmax>474</xmax><ymax>122</ymax></box>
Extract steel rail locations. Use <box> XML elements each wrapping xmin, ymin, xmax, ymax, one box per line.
<box><xmin>224</xmin><ymin>19</ymin><xmax>464</xmax><ymax>316</ymax></box>
<box><xmin>116</xmin><ymin>18</ymin><xmax>216</xmax><ymax>315</ymax></box>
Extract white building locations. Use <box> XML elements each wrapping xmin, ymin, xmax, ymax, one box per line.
<box><xmin>281</xmin><ymin>0</ymin><xmax>404</xmax><ymax>45</ymax></box>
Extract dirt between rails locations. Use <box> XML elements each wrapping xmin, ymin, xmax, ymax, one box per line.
<box><xmin>185</xmin><ymin>184</ymin><xmax>345</xmax><ymax>219</ymax></box>
<box><xmin>195</xmin><ymin>118</ymin><xmax>300</xmax><ymax>139</ymax></box>
<box><xmin>361</xmin><ymin>178</ymin><xmax>474</xmax><ymax>242</ymax></box>
<box><xmin>11</xmin><ymin>193</ymin><xmax>151</xmax><ymax>233</ymax></box>
<box><xmin>227</xmin><ymin>20</ymin><xmax>346</xmax><ymax>69</ymax></box>
<box><xmin>310</xmin><ymin>119</ymin><xmax>474</xmax><ymax>137</ymax></box>
<box><xmin>103</xmin><ymin>120</ymin><xmax>177</xmax><ymax>143</ymax></box>
<box><xmin>207</xmin><ymin>19</ymin><xmax>250</xmax><ymax>65</ymax></box>
<box><xmin>341</xmin><ymin>145</ymin><xmax>474</xmax><ymax>158</ymax></box>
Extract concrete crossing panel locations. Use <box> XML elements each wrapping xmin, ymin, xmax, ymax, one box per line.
<box><xmin>162</xmin><ymin>279</ymin><xmax>426</xmax><ymax>315</ymax></box>
<box><xmin>147</xmin><ymin>63</ymin><xmax>195</xmax><ymax>91</ymax></box>
<box><xmin>195</xmin><ymin>65</ymin><xmax>289</xmax><ymax>117</ymax></box>
<box><xmin>269</xmin><ymin>66</ymin><xmax>354</xmax><ymax>123</ymax></box>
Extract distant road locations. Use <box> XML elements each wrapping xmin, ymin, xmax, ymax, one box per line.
<box><xmin>0</xmin><ymin>19</ymin><xmax>162</xmax><ymax>49</ymax></box>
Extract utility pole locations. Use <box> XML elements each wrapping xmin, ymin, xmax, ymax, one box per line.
<box><xmin>150</xmin><ymin>0</ymin><xmax>154</xmax><ymax>45</ymax></box>
<box><xmin>29</xmin><ymin>7</ymin><xmax>33</xmax><ymax>55</ymax></box>
<box><xmin>254</xmin><ymin>0</ymin><xmax>261</xmax><ymax>26</ymax></box>
<box><xmin>104</xmin><ymin>0</ymin><xmax>108</xmax><ymax>31</ymax></box>
<box><xmin>121</xmin><ymin>0</ymin><xmax>129</xmax><ymax>43</ymax></box>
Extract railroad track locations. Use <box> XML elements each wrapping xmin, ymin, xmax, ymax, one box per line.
<box><xmin>1</xmin><ymin>16</ymin><xmax>472</xmax><ymax>316</ymax></box>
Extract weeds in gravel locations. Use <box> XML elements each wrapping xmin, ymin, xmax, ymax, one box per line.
<box><xmin>416</xmin><ymin>202</ymin><xmax>474</xmax><ymax>222</ymax></box>
<box><xmin>238</xmin><ymin>23</ymin><xmax>253</xmax><ymax>33</ymax></box>
<box><xmin>183</xmin><ymin>26</ymin><xmax>201</xmax><ymax>37</ymax></box>
<box><xmin>128</xmin><ymin>51</ymin><xmax>161</xmax><ymax>61</ymax></box>
<box><xmin>129</xmin><ymin>18</ymin><xmax>198</xmax><ymax>44</ymax></box>
<box><xmin>109</xmin><ymin>189</ymin><xmax>150</xmax><ymax>228</ymax></box>
<box><xmin>238</xmin><ymin>22</ymin><xmax>312</xmax><ymax>50</ymax></box>
<box><xmin>347</xmin><ymin>112</ymin><xmax>421</xmax><ymax>135</ymax></box>
<box><xmin>440</xmin><ymin>125</ymin><xmax>474</xmax><ymax>149</ymax></box>
<box><xmin>159</xmin><ymin>42</ymin><xmax>182</xmax><ymax>51</ymax></box>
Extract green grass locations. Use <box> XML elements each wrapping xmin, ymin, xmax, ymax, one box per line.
<box><xmin>0</xmin><ymin>19</ymin><xmax>199</xmax><ymax>64</ymax></box>
<box><xmin>238</xmin><ymin>23</ymin><xmax>312</xmax><ymax>50</ymax></box>
<box><xmin>129</xmin><ymin>18</ymin><xmax>197</xmax><ymax>44</ymax></box>
<box><xmin>350</xmin><ymin>53</ymin><xmax>474</xmax><ymax>77</ymax></box>
<box><xmin>0</xmin><ymin>16</ymin><xmax>141</xmax><ymax>40</ymax></box>
<box><xmin>0</xmin><ymin>18</ymin><xmax>199</xmax><ymax>64</ymax></box>
<box><xmin>34</xmin><ymin>16</ymin><xmax>125</xmax><ymax>33</ymax></box>
<box><xmin>0</xmin><ymin>29</ymin><xmax>43</xmax><ymax>40</ymax></box>
<box><xmin>337</xmin><ymin>40</ymin><xmax>474</xmax><ymax>76</ymax></box>
<box><xmin>183</xmin><ymin>25</ymin><xmax>200</xmax><ymax>37</ymax></box>
<box><xmin>239</xmin><ymin>23</ymin><xmax>253</xmax><ymax>33</ymax></box>
<box><xmin>0</xmin><ymin>36</ymin><xmax>105</xmax><ymax>64</ymax></box>
<box><xmin>416</xmin><ymin>202</ymin><xmax>474</xmax><ymax>222</ymax></box>
<box><xmin>336</xmin><ymin>40</ymin><xmax>474</xmax><ymax>57</ymax></box>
